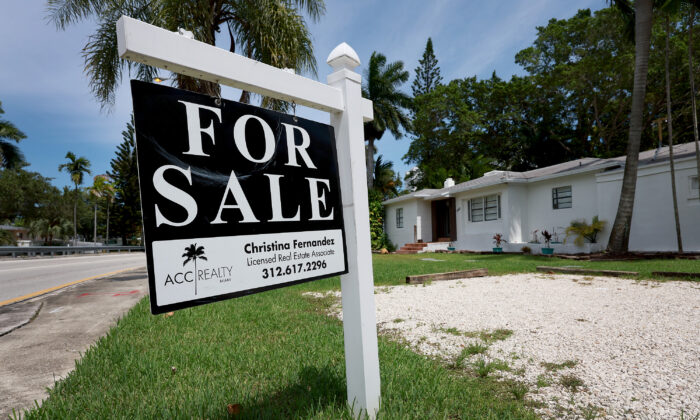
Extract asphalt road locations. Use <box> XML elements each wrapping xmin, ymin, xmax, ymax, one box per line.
<box><xmin>0</xmin><ymin>268</ymin><xmax>148</xmax><ymax>417</ymax></box>
<box><xmin>0</xmin><ymin>253</ymin><xmax>147</xmax><ymax>304</ymax></box>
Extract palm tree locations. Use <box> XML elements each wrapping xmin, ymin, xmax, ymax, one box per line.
<box><xmin>662</xmin><ymin>11</ymin><xmax>683</xmax><ymax>252</ymax></box>
<box><xmin>47</xmin><ymin>0</ymin><xmax>324</xmax><ymax>109</ymax></box>
<box><xmin>59</xmin><ymin>152</ymin><xmax>91</xmax><ymax>246</ymax></box>
<box><xmin>28</xmin><ymin>219</ymin><xmax>48</xmax><ymax>244</ymax></box>
<box><xmin>90</xmin><ymin>174</ymin><xmax>116</xmax><ymax>244</ymax></box>
<box><xmin>362</xmin><ymin>52</ymin><xmax>411</xmax><ymax>190</ymax></box>
<box><xmin>0</xmin><ymin>101</ymin><xmax>26</xmax><ymax>169</ymax></box>
<box><xmin>606</xmin><ymin>0</ymin><xmax>655</xmax><ymax>253</ymax></box>
<box><xmin>182</xmin><ymin>244</ymin><xmax>207</xmax><ymax>296</ymax></box>
<box><xmin>373</xmin><ymin>155</ymin><xmax>401</xmax><ymax>199</ymax></box>
<box><xmin>687</xmin><ymin>4</ymin><xmax>700</xmax><ymax>199</ymax></box>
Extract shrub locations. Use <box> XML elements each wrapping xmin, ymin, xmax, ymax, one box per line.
<box><xmin>565</xmin><ymin>216</ymin><xmax>606</xmax><ymax>246</ymax></box>
<box><xmin>368</xmin><ymin>189</ymin><xmax>386</xmax><ymax>250</ymax></box>
<box><xmin>521</xmin><ymin>246</ymin><xmax>531</xmax><ymax>254</ymax></box>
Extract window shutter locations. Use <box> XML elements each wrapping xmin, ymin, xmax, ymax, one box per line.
<box><xmin>467</xmin><ymin>200</ymin><xmax>471</xmax><ymax>221</ymax></box>
<box><xmin>498</xmin><ymin>195</ymin><xmax>501</xmax><ymax>219</ymax></box>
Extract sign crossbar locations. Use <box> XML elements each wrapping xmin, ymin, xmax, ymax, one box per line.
<box><xmin>117</xmin><ymin>16</ymin><xmax>373</xmax><ymax>121</ymax></box>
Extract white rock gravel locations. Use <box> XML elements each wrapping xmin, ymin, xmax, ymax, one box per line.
<box><xmin>307</xmin><ymin>274</ymin><xmax>700</xmax><ymax>419</ymax></box>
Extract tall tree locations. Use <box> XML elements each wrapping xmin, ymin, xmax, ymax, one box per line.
<box><xmin>688</xmin><ymin>6</ymin><xmax>700</xmax><ymax>199</ymax></box>
<box><xmin>363</xmin><ymin>52</ymin><xmax>411</xmax><ymax>190</ymax></box>
<box><xmin>0</xmin><ymin>101</ymin><xmax>26</xmax><ymax>169</ymax></box>
<box><xmin>47</xmin><ymin>0</ymin><xmax>324</xmax><ymax>108</ymax></box>
<box><xmin>109</xmin><ymin>116</ymin><xmax>142</xmax><ymax>245</ymax></box>
<box><xmin>412</xmin><ymin>38</ymin><xmax>443</xmax><ymax>97</ymax></box>
<box><xmin>89</xmin><ymin>174</ymin><xmax>115</xmax><ymax>244</ymax></box>
<box><xmin>607</xmin><ymin>0</ymin><xmax>655</xmax><ymax>253</ymax></box>
<box><xmin>373</xmin><ymin>155</ymin><xmax>402</xmax><ymax>199</ymax></box>
<box><xmin>58</xmin><ymin>152</ymin><xmax>91</xmax><ymax>245</ymax></box>
<box><xmin>662</xmin><ymin>11</ymin><xmax>684</xmax><ymax>252</ymax></box>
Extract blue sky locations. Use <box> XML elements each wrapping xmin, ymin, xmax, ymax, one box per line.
<box><xmin>1</xmin><ymin>0</ymin><xmax>605</xmax><ymax>189</ymax></box>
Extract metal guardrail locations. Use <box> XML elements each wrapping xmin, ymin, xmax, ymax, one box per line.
<box><xmin>0</xmin><ymin>246</ymin><xmax>144</xmax><ymax>257</ymax></box>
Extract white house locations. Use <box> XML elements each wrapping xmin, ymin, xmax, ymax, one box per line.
<box><xmin>383</xmin><ymin>142</ymin><xmax>700</xmax><ymax>254</ymax></box>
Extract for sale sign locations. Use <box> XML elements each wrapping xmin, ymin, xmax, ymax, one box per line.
<box><xmin>131</xmin><ymin>80</ymin><xmax>347</xmax><ymax>314</ymax></box>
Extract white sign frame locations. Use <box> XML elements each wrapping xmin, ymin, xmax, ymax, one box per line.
<box><xmin>117</xmin><ymin>16</ymin><xmax>381</xmax><ymax>419</ymax></box>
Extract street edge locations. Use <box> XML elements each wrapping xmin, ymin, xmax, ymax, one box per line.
<box><xmin>0</xmin><ymin>266</ymin><xmax>145</xmax><ymax>308</ymax></box>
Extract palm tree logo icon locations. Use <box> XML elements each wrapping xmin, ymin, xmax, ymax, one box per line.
<box><xmin>182</xmin><ymin>244</ymin><xmax>207</xmax><ymax>295</ymax></box>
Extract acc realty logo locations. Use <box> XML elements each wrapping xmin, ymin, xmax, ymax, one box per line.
<box><xmin>163</xmin><ymin>243</ymin><xmax>233</xmax><ymax>295</ymax></box>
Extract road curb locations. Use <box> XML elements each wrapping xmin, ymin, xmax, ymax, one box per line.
<box><xmin>0</xmin><ymin>302</ymin><xmax>43</xmax><ymax>337</ymax></box>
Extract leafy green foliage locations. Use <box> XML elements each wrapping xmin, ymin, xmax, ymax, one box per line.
<box><xmin>412</xmin><ymin>38</ymin><xmax>442</xmax><ymax>97</ymax></box>
<box><xmin>109</xmin><ymin>116</ymin><xmax>142</xmax><ymax>245</ymax></box>
<box><xmin>0</xmin><ymin>229</ymin><xmax>15</xmax><ymax>245</ymax></box>
<box><xmin>368</xmin><ymin>189</ymin><xmax>393</xmax><ymax>251</ymax></box>
<box><xmin>0</xmin><ymin>100</ymin><xmax>27</xmax><ymax>169</ymax></box>
<box><xmin>405</xmin><ymin>8</ymin><xmax>700</xmax><ymax>190</ymax></box>
<box><xmin>58</xmin><ymin>152</ymin><xmax>91</xmax><ymax>190</ymax></box>
<box><xmin>565</xmin><ymin>216</ymin><xmax>607</xmax><ymax>246</ymax></box>
<box><xmin>47</xmin><ymin>0</ymin><xmax>325</xmax><ymax>108</ymax></box>
<box><xmin>373</xmin><ymin>155</ymin><xmax>402</xmax><ymax>199</ymax></box>
<box><xmin>404</xmin><ymin>79</ymin><xmax>492</xmax><ymax>189</ymax></box>
<box><xmin>363</xmin><ymin>52</ymin><xmax>411</xmax><ymax>189</ymax></box>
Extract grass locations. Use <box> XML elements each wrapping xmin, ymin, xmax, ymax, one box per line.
<box><xmin>536</xmin><ymin>374</ymin><xmax>552</xmax><ymax>388</ymax></box>
<box><xmin>20</xmin><ymin>272</ymin><xmax>538</xmax><ymax>419</ymax></box>
<box><xmin>19</xmin><ymin>253</ymin><xmax>698</xmax><ymax>418</ymax></box>
<box><xmin>479</xmin><ymin>329</ymin><xmax>513</xmax><ymax>343</ymax></box>
<box><xmin>560</xmin><ymin>374</ymin><xmax>585</xmax><ymax>392</ymax></box>
<box><xmin>541</xmin><ymin>360</ymin><xmax>578</xmax><ymax>372</ymax></box>
<box><xmin>463</xmin><ymin>343</ymin><xmax>489</xmax><ymax>357</ymax></box>
<box><xmin>372</xmin><ymin>253</ymin><xmax>700</xmax><ymax>285</ymax></box>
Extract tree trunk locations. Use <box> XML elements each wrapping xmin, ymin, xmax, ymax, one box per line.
<box><xmin>73</xmin><ymin>191</ymin><xmax>78</xmax><ymax>246</ymax></box>
<box><xmin>93</xmin><ymin>204</ymin><xmax>97</xmax><ymax>245</ymax></box>
<box><xmin>366</xmin><ymin>138</ymin><xmax>375</xmax><ymax>190</ymax></box>
<box><xmin>106</xmin><ymin>202</ymin><xmax>110</xmax><ymax>244</ymax></box>
<box><xmin>607</xmin><ymin>0</ymin><xmax>654</xmax><ymax>254</ymax></box>
<box><xmin>665</xmin><ymin>15</ymin><xmax>683</xmax><ymax>253</ymax></box>
<box><xmin>689</xmin><ymin>7</ymin><xmax>700</xmax><ymax>200</ymax></box>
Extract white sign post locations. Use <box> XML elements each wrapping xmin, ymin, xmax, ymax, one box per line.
<box><xmin>117</xmin><ymin>16</ymin><xmax>381</xmax><ymax>419</ymax></box>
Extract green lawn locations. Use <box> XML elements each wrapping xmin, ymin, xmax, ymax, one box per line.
<box><xmin>18</xmin><ymin>254</ymin><xmax>698</xmax><ymax>419</ymax></box>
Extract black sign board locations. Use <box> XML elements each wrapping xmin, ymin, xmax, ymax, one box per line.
<box><xmin>131</xmin><ymin>80</ymin><xmax>348</xmax><ymax>314</ymax></box>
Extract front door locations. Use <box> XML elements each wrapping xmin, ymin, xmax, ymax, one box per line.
<box><xmin>431</xmin><ymin>198</ymin><xmax>456</xmax><ymax>242</ymax></box>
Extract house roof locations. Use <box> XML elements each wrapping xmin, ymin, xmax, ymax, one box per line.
<box><xmin>384</xmin><ymin>141</ymin><xmax>698</xmax><ymax>205</ymax></box>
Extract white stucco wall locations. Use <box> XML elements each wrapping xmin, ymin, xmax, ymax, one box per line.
<box><xmin>524</xmin><ymin>173</ymin><xmax>601</xmax><ymax>247</ymax></box>
<box><xmin>384</xmin><ymin>199</ymin><xmax>416</xmax><ymax>248</ymax></box>
<box><xmin>506</xmin><ymin>184</ymin><xmax>528</xmax><ymax>244</ymax></box>
<box><xmin>384</xmin><ymin>198</ymin><xmax>433</xmax><ymax>247</ymax></box>
<box><xmin>596</xmin><ymin>157</ymin><xmax>700</xmax><ymax>252</ymax></box>
<box><xmin>453</xmin><ymin>185</ymin><xmax>508</xmax><ymax>251</ymax></box>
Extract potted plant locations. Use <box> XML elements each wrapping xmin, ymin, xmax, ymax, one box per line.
<box><xmin>492</xmin><ymin>233</ymin><xmax>507</xmax><ymax>253</ymax></box>
<box><xmin>540</xmin><ymin>230</ymin><xmax>554</xmax><ymax>255</ymax></box>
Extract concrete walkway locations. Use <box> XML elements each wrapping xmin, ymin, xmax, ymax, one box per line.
<box><xmin>0</xmin><ymin>268</ymin><xmax>147</xmax><ymax>418</ymax></box>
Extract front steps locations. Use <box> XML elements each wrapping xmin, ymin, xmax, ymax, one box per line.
<box><xmin>396</xmin><ymin>242</ymin><xmax>428</xmax><ymax>254</ymax></box>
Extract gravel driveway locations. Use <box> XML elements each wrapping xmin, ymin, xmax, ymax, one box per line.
<box><xmin>313</xmin><ymin>274</ymin><xmax>700</xmax><ymax>419</ymax></box>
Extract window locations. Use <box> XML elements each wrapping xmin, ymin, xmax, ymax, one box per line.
<box><xmin>468</xmin><ymin>194</ymin><xmax>501</xmax><ymax>222</ymax></box>
<box><xmin>396</xmin><ymin>208</ymin><xmax>404</xmax><ymax>228</ymax></box>
<box><xmin>552</xmin><ymin>186</ymin><xmax>572</xmax><ymax>209</ymax></box>
<box><xmin>692</xmin><ymin>176</ymin><xmax>699</xmax><ymax>191</ymax></box>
